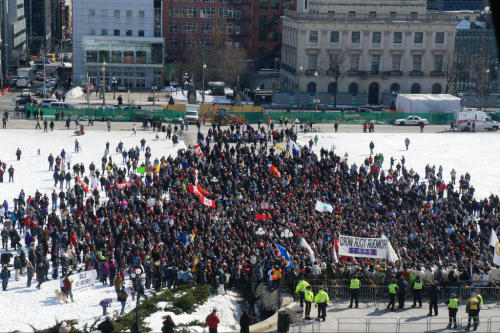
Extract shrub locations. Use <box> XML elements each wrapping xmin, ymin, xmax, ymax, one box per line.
<box><xmin>172</xmin><ymin>293</ymin><xmax>197</xmax><ymax>313</ymax></box>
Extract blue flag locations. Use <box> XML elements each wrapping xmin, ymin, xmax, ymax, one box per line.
<box><xmin>276</xmin><ymin>244</ymin><xmax>294</xmax><ymax>269</ymax></box>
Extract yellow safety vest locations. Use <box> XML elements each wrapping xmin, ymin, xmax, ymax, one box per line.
<box><xmin>468</xmin><ymin>298</ymin><xmax>479</xmax><ymax>310</ymax></box>
<box><xmin>448</xmin><ymin>298</ymin><xmax>458</xmax><ymax>309</ymax></box>
<box><xmin>476</xmin><ymin>294</ymin><xmax>483</xmax><ymax>307</ymax></box>
<box><xmin>295</xmin><ymin>280</ymin><xmax>310</xmax><ymax>293</ymax></box>
<box><xmin>413</xmin><ymin>281</ymin><xmax>423</xmax><ymax>290</ymax></box>
<box><xmin>304</xmin><ymin>290</ymin><xmax>314</xmax><ymax>302</ymax></box>
<box><xmin>389</xmin><ymin>284</ymin><xmax>397</xmax><ymax>294</ymax></box>
<box><xmin>314</xmin><ymin>290</ymin><xmax>329</xmax><ymax>304</ymax></box>
<box><xmin>350</xmin><ymin>279</ymin><xmax>360</xmax><ymax>289</ymax></box>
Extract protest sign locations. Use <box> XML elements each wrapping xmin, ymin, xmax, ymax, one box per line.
<box><xmin>60</xmin><ymin>270</ymin><xmax>97</xmax><ymax>293</ymax></box>
<box><xmin>338</xmin><ymin>235</ymin><xmax>391</xmax><ymax>259</ymax></box>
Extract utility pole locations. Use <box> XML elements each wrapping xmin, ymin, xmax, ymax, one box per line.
<box><xmin>101</xmin><ymin>60</ymin><xmax>106</xmax><ymax>106</ymax></box>
<box><xmin>86</xmin><ymin>72</ymin><xmax>90</xmax><ymax>109</ymax></box>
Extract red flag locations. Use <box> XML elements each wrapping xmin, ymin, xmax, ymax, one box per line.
<box><xmin>78</xmin><ymin>177</ymin><xmax>89</xmax><ymax>192</ymax></box>
<box><xmin>194</xmin><ymin>144</ymin><xmax>203</xmax><ymax>158</ymax></box>
<box><xmin>334</xmin><ymin>238</ymin><xmax>339</xmax><ymax>250</ymax></box>
<box><xmin>189</xmin><ymin>184</ymin><xmax>201</xmax><ymax>197</ymax></box>
<box><xmin>197</xmin><ymin>183</ymin><xmax>210</xmax><ymax>196</ymax></box>
<box><xmin>200</xmin><ymin>195</ymin><xmax>215</xmax><ymax>208</ymax></box>
<box><xmin>269</xmin><ymin>164</ymin><xmax>281</xmax><ymax>178</ymax></box>
<box><xmin>256</xmin><ymin>214</ymin><xmax>267</xmax><ymax>220</ymax></box>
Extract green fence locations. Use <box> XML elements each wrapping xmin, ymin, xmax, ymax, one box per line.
<box><xmin>27</xmin><ymin>106</ymin><xmax>454</xmax><ymax>125</ymax></box>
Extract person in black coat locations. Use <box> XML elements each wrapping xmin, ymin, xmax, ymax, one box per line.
<box><xmin>162</xmin><ymin>315</ymin><xmax>175</xmax><ymax>333</ymax></box>
<box><xmin>428</xmin><ymin>280</ymin><xmax>440</xmax><ymax>316</ymax></box>
<box><xmin>239</xmin><ymin>310</ymin><xmax>250</xmax><ymax>333</ymax></box>
<box><xmin>97</xmin><ymin>316</ymin><xmax>114</xmax><ymax>333</ymax></box>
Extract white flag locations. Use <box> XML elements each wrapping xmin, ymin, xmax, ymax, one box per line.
<box><xmin>289</xmin><ymin>139</ymin><xmax>301</xmax><ymax>155</ymax></box>
<box><xmin>381</xmin><ymin>234</ymin><xmax>399</xmax><ymax>263</ymax></box>
<box><xmin>490</xmin><ymin>230</ymin><xmax>499</xmax><ymax>248</ymax></box>
<box><xmin>315</xmin><ymin>200</ymin><xmax>333</xmax><ymax>213</ymax></box>
<box><xmin>299</xmin><ymin>238</ymin><xmax>317</xmax><ymax>264</ymax></box>
<box><xmin>494</xmin><ymin>242</ymin><xmax>500</xmax><ymax>267</ymax></box>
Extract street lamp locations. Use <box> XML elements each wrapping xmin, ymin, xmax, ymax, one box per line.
<box><xmin>151</xmin><ymin>85</ymin><xmax>157</xmax><ymax>105</ymax></box>
<box><xmin>314</xmin><ymin>71</ymin><xmax>319</xmax><ymax>112</ymax></box>
<box><xmin>112</xmin><ymin>77</ymin><xmax>117</xmax><ymax>99</ymax></box>
<box><xmin>130</xmin><ymin>267</ymin><xmax>145</xmax><ymax>333</ymax></box>
<box><xmin>202</xmin><ymin>62</ymin><xmax>207</xmax><ymax>104</ymax></box>
<box><xmin>101</xmin><ymin>60</ymin><xmax>106</xmax><ymax>106</ymax></box>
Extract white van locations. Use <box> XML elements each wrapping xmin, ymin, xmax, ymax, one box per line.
<box><xmin>184</xmin><ymin>104</ymin><xmax>199</xmax><ymax>124</ymax></box>
<box><xmin>49</xmin><ymin>102</ymin><xmax>74</xmax><ymax>109</ymax></box>
<box><xmin>455</xmin><ymin>110</ymin><xmax>499</xmax><ymax>131</ymax></box>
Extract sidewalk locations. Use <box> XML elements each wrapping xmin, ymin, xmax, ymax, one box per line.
<box><xmin>290</xmin><ymin>301</ymin><xmax>500</xmax><ymax>332</ymax></box>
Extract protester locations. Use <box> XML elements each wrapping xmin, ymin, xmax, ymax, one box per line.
<box><xmin>205</xmin><ymin>308</ymin><xmax>220</xmax><ymax>333</ymax></box>
<box><xmin>161</xmin><ymin>315</ymin><xmax>175</xmax><ymax>333</ymax></box>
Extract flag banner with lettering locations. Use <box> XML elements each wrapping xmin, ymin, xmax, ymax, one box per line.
<box><xmin>256</xmin><ymin>214</ymin><xmax>268</xmax><ymax>220</ymax></box>
<box><xmin>338</xmin><ymin>235</ymin><xmax>394</xmax><ymax>259</ymax></box>
<box><xmin>60</xmin><ymin>270</ymin><xmax>97</xmax><ymax>293</ymax></box>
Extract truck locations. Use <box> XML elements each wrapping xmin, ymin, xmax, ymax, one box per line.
<box><xmin>396</xmin><ymin>94</ymin><xmax>461</xmax><ymax>113</ymax></box>
<box><xmin>454</xmin><ymin>110</ymin><xmax>499</xmax><ymax>131</ymax></box>
<box><xmin>184</xmin><ymin>104</ymin><xmax>200</xmax><ymax>124</ymax></box>
<box><xmin>16</xmin><ymin>67</ymin><xmax>35</xmax><ymax>87</ymax></box>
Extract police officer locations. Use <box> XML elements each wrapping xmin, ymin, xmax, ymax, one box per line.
<box><xmin>447</xmin><ymin>293</ymin><xmax>459</xmax><ymax>329</ymax></box>
<box><xmin>411</xmin><ymin>276</ymin><xmax>423</xmax><ymax>308</ymax></box>
<box><xmin>295</xmin><ymin>276</ymin><xmax>310</xmax><ymax>308</ymax></box>
<box><xmin>348</xmin><ymin>275</ymin><xmax>360</xmax><ymax>308</ymax></box>
<box><xmin>304</xmin><ymin>285</ymin><xmax>314</xmax><ymax>320</ymax></box>
<box><xmin>466</xmin><ymin>293</ymin><xmax>480</xmax><ymax>331</ymax></box>
<box><xmin>314</xmin><ymin>285</ymin><xmax>329</xmax><ymax>322</ymax></box>
<box><xmin>475</xmin><ymin>289</ymin><xmax>483</xmax><ymax>313</ymax></box>
<box><xmin>387</xmin><ymin>279</ymin><xmax>398</xmax><ymax>312</ymax></box>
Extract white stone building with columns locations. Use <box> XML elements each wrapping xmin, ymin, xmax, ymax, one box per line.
<box><xmin>280</xmin><ymin>0</ymin><xmax>458</xmax><ymax>105</ymax></box>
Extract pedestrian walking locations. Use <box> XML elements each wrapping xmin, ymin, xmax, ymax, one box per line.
<box><xmin>369</xmin><ymin>141</ymin><xmax>375</xmax><ymax>155</ymax></box>
<box><xmin>405</xmin><ymin>137</ymin><xmax>410</xmax><ymax>150</ymax></box>
<box><xmin>205</xmin><ymin>308</ymin><xmax>220</xmax><ymax>333</ymax></box>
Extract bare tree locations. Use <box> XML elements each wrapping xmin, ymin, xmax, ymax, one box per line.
<box><xmin>326</xmin><ymin>48</ymin><xmax>347</xmax><ymax>107</ymax></box>
<box><xmin>443</xmin><ymin>55</ymin><xmax>457</xmax><ymax>94</ymax></box>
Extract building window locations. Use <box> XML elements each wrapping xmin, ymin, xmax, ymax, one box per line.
<box><xmin>139</xmin><ymin>10</ymin><xmax>145</xmax><ymax>18</ymax></box>
<box><xmin>352</xmin><ymin>31</ymin><xmax>360</xmax><ymax>43</ymax></box>
<box><xmin>200</xmin><ymin>39</ymin><xmax>215</xmax><ymax>48</ymax></box>
<box><xmin>168</xmin><ymin>38</ymin><xmax>178</xmax><ymax>49</ymax></box>
<box><xmin>258</xmin><ymin>30</ymin><xmax>267</xmax><ymax>41</ymax></box>
<box><xmin>411</xmin><ymin>11</ymin><xmax>417</xmax><ymax>19</ymax></box>
<box><xmin>183</xmin><ymin>38</ymin><xmax>197</xmax><ymax>49</ymax></box>
<box><xmin>259</xmin><ymin>16</ymin><xmax>267</xmax><ymax>26</ymax></box>
<box><xmin>349</xmin><ymin>82</ymin><xmax>358</xmax><ymax>94</ymax></box>
<box><xmin>390</xmin><ymin>11</ymin><xmax>396</xmax><ymax>19</ymax></box>
<box><xmin>350</xmin><ymin>54</ymin><xmax>359</xmax><ymax>71</ymax></box>
<box><xmin>371</xmin><ymin>54</ymin><xmax>380</xmax><ymax>73</ymax></box>
<box><xmin>101</xmin><ymin>9</ymin><xmax>108</xmax><ymax>16</ymax></box>
<box><xmin>414</xmin><ymin>32</ymin><xmax>423</xmax><ymax>44</ymax></box>
<box><xmin>369</xmin><ymin>11</ymin><xmax>376</xmax><ymax>19</ymax></box>
<box><xmin>123</xmin><ymin>51</ymin><xmax>134</xmax><ymax>64</ymax></box>
<box><xmin>432</xmin><ymin>83</ymin><xmax>442</xmax><ymax>93</ymax></box>
<box><xmin>260</xmin><ymin>0</ymin><xmax>268</xmax><ymax>9</ymax></box>
<box><xmin>411</xmin><ymin>83</ymin><xmax>421</xmax><ymax>93</ymax></box>
<box><xmin>89</xmin><ymin>9</ymin><xmax>95</xmax><ymax>16</ymax></box>
<box><xmin>88</xmin><ymin>29</ymin><xmax>96</xmax><ymax>35</ymax></box>
<box><xmin>183</xmin><ymin>22</ymin><xmax>197</xmax><ymax>34</ymax></box>
<box><xmin>111</xmin><ymin>51</ymin><xmax>122</xmax><ymax>63</ymax></box>
<box><xmin>114</xmin><ymin>29</ymin><xmax>120</xmax><ymax>36</ymax></box>
<box><xmin>328</xmin><ymin>82</ymin><xmax>337</xmax><ymax>93</ymax></box>
<box><xmin>201</xmin><ymin>7</ymin><xmax>215</xmax><ymax>18</ymax></box>
<box><xmin>169</xmin><ymin>7</ymin><xmax>179</xmax><ymax>17</ymax></box>
<box><xmin>413</xmin><ymin>54</ymin><xmax>422</xmax><ymax>71</ymax></box>
<box><xmin>126</xmin><ymin>10</ymin><xmax>132</xmax><ymax>17</ymax></box>
<box><xmin>392</xmin><ymin>54</ymin><xmax>401</xmax><ymax>71</ymax></box>
<box><xmin>101</xmin><ymin>29</ymin><xmax>108</xmax><ymax>36</ymax></box>
<box><xmin>99</xmin><ymin>51</ymin><xmax>110</xmax><ymax>63</ymax></box>
<box><xmin>269</xmin><ymin>31</ymin><xmax>278</xmax><ymax>41</ymax></box>
<box><xmin>114</xmin><ymin>10</ymin><xmax>120</xmax><ymax>17</ymax></box>
<box><xmin>329</xmin><ymin>53</ymin><xmax>338</xmax><ymax>70</ymax></box>
<box><xmin>126</xmin><ymin>30</ymin><xmax>132</xmax><ymax>36</ymax></box>
<box><xmin>235</xmin><ymin>24</ymin><xmax>240</xmax><ymax>35</ymax></box>
<box><xmin>309</xmin><ymin>31</ymin><xmax>318</xmax><ymax>42</ymax></box>
<box><xmin>308</xmin><ymin>54</ymin><xmax>318</xmax><ymax>70</ymax></box>
<box><xmin>86</xmin><ymin>51</ymin><xmax>98</xmax><ymax>63</ymax></box>
<box><xmin>434</xmin><ymin>54</ymin><xmax>443</xmax><ymax>72</ymax></box>
<box><xmin>393</xmin><ymin>32</ymin><xmax>402</xmax><ymax>44</ymax></box>
<box><xmin>182</xmin><ymin>7</ymin><xmax>197</xmax><ymax>18</ymax></box>
<box><xmin>435</xmin><ymin>32</ymin><xmax>444</xmax><ymax>44</ymax></box>
<box><xmin>330</xmin><ymin>31</ymin><xmax>339</xmax><ymax>43</ymax></box>
<box><xmin>235</xmin><ymin>10</ymin><xmax>240</xmax><ymax>19</ymax></box>
<box><xmin>271</xmin><ymin>0</ymin><xmax>279</xmax><ymax>9</ymax></box>
<box><xmin>372</xmin><ymin>31</ymin><xmax>381</xmax><ymax>43</ymax></box>
<box><xmin>136</xmin><ymin>51</ymin><xmax>147</xmax><ymax>64</ymax></box>
<box><xmin>200</xmin><ymin>23</ymin><xmax>213</xmax><ymax>34</ymax></box>
<box><xmin>390</xmin><ymin>83</ymin><xmax>400</xmax><ymax>93</ymax></box>
<box><xmin>138</xmin><ymin>30</ymin><xmax>144</xmax><ymax>37</ymax></box>
<box><xmin>169</xmin><ymin>22</ymin><xmax>179</xmax><ymax>33</ymax></box>
<box><xmin>348</xmin><ymin>11</ymin><xmax>355</xmax><ymax>19</ymax></box>
<box><xmin>307</xmin><ymin>82</ymin><xmax>316</xmax><ymax>93</ymax></box>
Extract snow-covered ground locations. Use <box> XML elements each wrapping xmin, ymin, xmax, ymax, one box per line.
<box><xmin>297</xmin><ymin>132</ymin><xmax>500</xmax><ymax>199</ymax></box>
<box><xmin>144</xmin><ymin>291</ymin><xmax>242</xmax><ymax>332</ymax></box>
<box><xmin>169</xmin><ymin>89</ymin><xmax>233</xmax><ymax>104</ymax></box>
<box><xmin>0</xmin><ymin>129</ymin><xmax>186</xmax><ymax>207</ymax></box>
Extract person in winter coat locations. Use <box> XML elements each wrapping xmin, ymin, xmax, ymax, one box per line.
<box><xmin>63</xmin><ymin>275</ymin><xmax>74</xmax><ymax>301</ymax></box>
<box><xmin>162</xmin><ymin>315</ymin><xmax>175</xmax><ymax>333</ymax></box>
<box><xmin>97</xmin><ymin>316</ymin><xmax>114</xmax><ymax>333</ymax></box>
<box><xmin>1</xmin><ymin>266</ymin><xmax>11</xmax><ymax>290</ymax></box>
<box><xmin>58</xmin><ymin>321</ymin><xmax>71</xmax><ymax>333</ymax></box>
<box><xmin>8</xmin><ymin>165</ymin><xmax>14</xmax><ymax>182</ymax></box>
<box><xmin>36</xmin><ymin>263</ymin><xmax>45</xmax><ymax>289</ymax></box>
<box><xmin>100</xmin><ymin>298</ymin><xmax>112</xmax><ymax>315</ymax></box>
<box><xmin>205</xmin><ymin>308</ymin><xmax>220</xmax><ymax>333</ymax></box>
<box><xmin>16</xmin><ymin>148</ymin><xmax>21</xmax><ymax>160</ymax></box>
<box><xmin>117</xmin><ymin>286</ymin><xmax>128</xmax><ymax>315</ymax></box>
<box><xmin>239</xmin><ymin>310</ymin><xmax>251</xmax><ymax>333</ymax></box>
<box><xmin>114</xmin><ymin>275</ymin><xmax>123</xmax><ymax>296</ymax></box>
<box><xmin>404</xmin><ymin>137</ymin><xmax>410</xmax><ymax>150</ymax></box>
<box><xmin>369</xmin><ymin>141</ymin><xmax>375</xmax><ymax>155</ymax></box>
<box><xmin>27</xmin><ymin>261</ymin><xmax>34</xmax><ymax>287</ymax></box>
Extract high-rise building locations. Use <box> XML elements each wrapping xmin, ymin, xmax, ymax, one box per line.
<box><xmin>73</xmin><ymin>0</ymin><xmax>164</xmax><ymax>89</ymax></box>
<box><xmin>427</xmin><ymin>0</ymin><xmax>488</xmax><ymax>11</ymax></box>
<box><xmin>27</xmin><ymin>0</ymin><xmax>52</xmax><ymax>55</ymax></box>
<box><xmin>280</xmin><ymin>0</ymin><xmax>457</xmax><ymax>104</ymax></box>
<box><xmin>2</xmin><ymin>0</ymin><xmax>27</xmax><ymax>74</ymax></box>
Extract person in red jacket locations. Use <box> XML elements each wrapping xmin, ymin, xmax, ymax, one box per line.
<box><xmin>205</xmin><ymin>308</ymin><xmax>220</xmax><ymax>333</ymax></box>
<box><xmin>63</xmin><ymin>275</ymin><xmax>74</xmax><ymax>302</ymax></box>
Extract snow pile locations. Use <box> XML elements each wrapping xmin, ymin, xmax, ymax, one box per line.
<box><xmin>297</xmin><ymin>132</ymin><xmax>500</xmax><ymax>199</ymax></box>
<box><xmin>65</xmin><ymin>87</ymin><xmax>84</xmax><ymax>99</ymax></box>
<box><xmin>144</xmin><ymin>290</ymin><xmax>241</xmax><ymax>332</ymax></box>
<box><xmin>0</xmin><ymin>129</ymin><xmax>186</xmax><ymax>207</ymax></box>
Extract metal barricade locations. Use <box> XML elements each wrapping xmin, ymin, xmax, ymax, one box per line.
<box><xmin>459</xmin><ymin>316</ymin><xmax>489</xmax><ymax>331</ymax></box>
<box><xmin>338</xmin><ymin>317</ymin><xmax>367</xmax><ymax>333</ymax></box>
<box><xmin>293</xmin><ymin>318</ymin><xmax>322</xmax><ymax>333</ymax></box>
<box><xmin>489</xmin><ymin>316</ymin><xmax>500</xmax><ymax>332</ymax></box>
<box><xmin>428</xmin><ymin>317</ymin><xmax>457</xmax><ymax>331</ymax></box>
<box><xmin>398</xmin><ymin>318</ymin><xmax>429</xmax><ymax>333</ymax></box>
<box><xmin>367</xmin><ymin>318</ymin><xmax>398</xmax><ymax>333</ymax></box>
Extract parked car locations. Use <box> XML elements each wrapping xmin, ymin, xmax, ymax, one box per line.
<box><xmin>393</xmin><ymin>115</ymin><xmax>429</xmax><ymax>126</ymax></box>
<box><xmin>15</xmin><ymin>97</ymin><xmax>38</xmax><ymax>106</ymax></box>
<box><xmin>20</xmin><ymin>89</ymin><xmax>32</xmax><ymax>97</ymax></box>
<box><xmin>117</xmin><ymin>86</ymin><xmax>127</xmax><ymax>91</ymax></box>
<box><xmin>161</xmin><ymin>86</ymin><xmax>177</xmax><ymax>92</ymax></box>
<box><xmin>41</xmin><ymin>99</ymin><xmax>57</xmax><ymax>108</ymax></box>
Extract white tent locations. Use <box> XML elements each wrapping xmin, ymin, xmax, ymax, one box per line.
<box><xmin>396</xmin><ymin>94</ymin><xmax>461</xmax><ymax>113</ymax></box>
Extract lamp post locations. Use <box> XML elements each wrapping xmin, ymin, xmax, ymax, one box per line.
<box><xmin>202</xmin><ymin>62</ymin><xmax>207</xmax><ymax>104</ymax></box>
<box><xmin>112</xmin><ymin>77</ymin><xmax>117</xmax><ymax>99</ymax></box>
<box><xmin>151</xmin><ymin>85</ymin><xmax>157</xmax><ymax>105</ymax></box>
<box><xmin>314</xmin><ymin>70</ymin><xmax>319</xmax><ymax>112</ymax></box>
<box><xmin>130</xmin><ymin>267</ymin><xmax>145</xmax><ymax>333</ymax></box>
<box><xmin>101</xmin><ymin>60</ymin><xmax>106</xmax><ymax>106</ymax></box>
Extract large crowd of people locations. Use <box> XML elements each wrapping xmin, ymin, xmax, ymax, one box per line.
<box><xmin>0</xmin><ymin>121</ymin><xmax>499</xmax><ymax>329</ymax></box>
